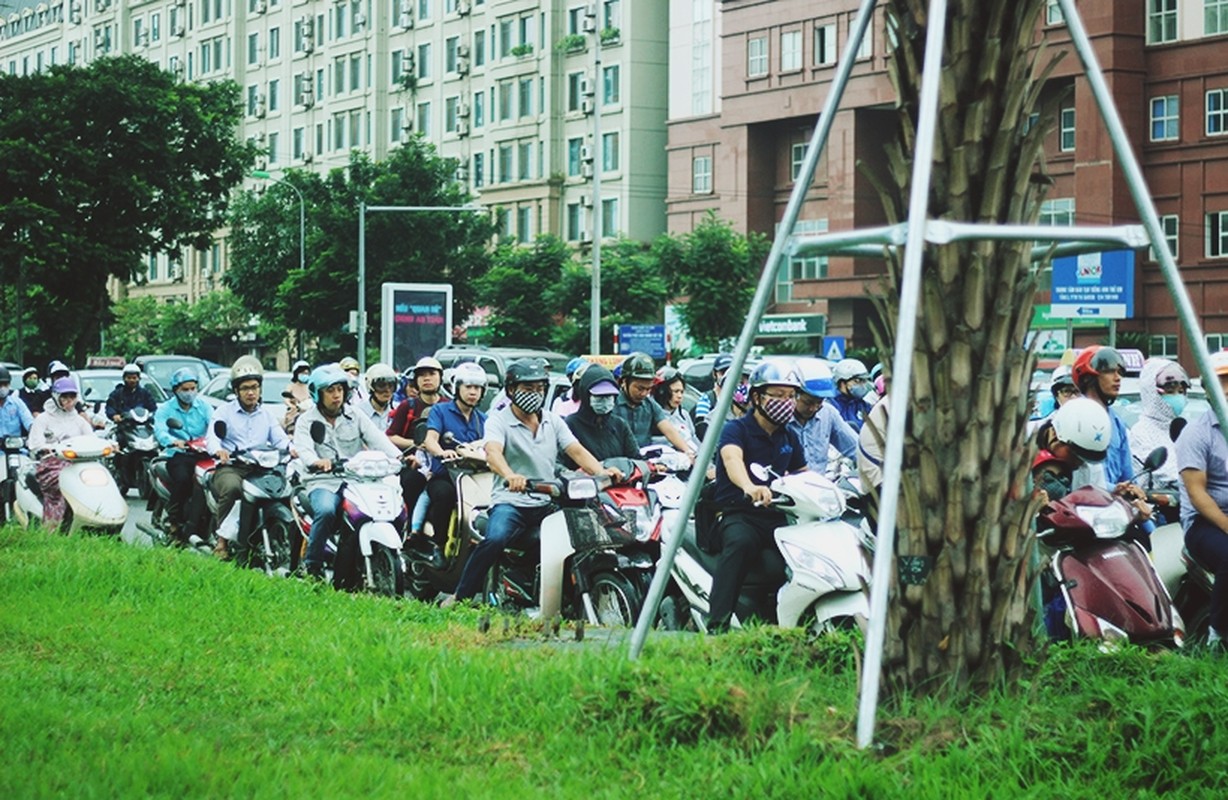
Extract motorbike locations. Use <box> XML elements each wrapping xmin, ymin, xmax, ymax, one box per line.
<box><xmin>1036</xmin><ymin>447</ymin><xmax>1184</xmax><ymax>648</ymax></box>
<box><xmin>11</xmin><ymin>434</ymin><xmax>129</xmax><ymax>535</ymax></box>
<box><xmin>0</xmin><ymin>436</ymin><xmax>25</xmax><ymax>525</ymax></box>
<box><xmin>139</xmin><ymin>419</ymin><xmax>216</xmax><ymax>552</ymax></box>
<box><xmin>111</xmin><ymin>407</ymin><xmax>158</xmax><ymax>499</ymax></box>
<box><xmin>211</xmin><ymin>421</ymin><xmax>296</xmax><ymax>576</ymax></box>
<box><xmin>404</xmin><ymin>437</ymin><xmax>494</xmax><ymax>602</ymax></box>
<box><xmin>290</xmin><ymin>421</ymin><xmax>408</xmax><ymax>595</ymax></box>
<box><xmin>659</xmin><ymin>465</ymin><xmax>873</xmax><ymax>634</ymax></box>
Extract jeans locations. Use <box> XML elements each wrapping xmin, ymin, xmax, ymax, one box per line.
<box><xmin>303</xmin><ymin>487</ymin><xmax>343</xmax><ymax>574</ymax></box>
<box><xmin>453</xmin><ymin>502</ymin><xmax>553</xmax><ymax>601</ymax></box>
<box><xmin>708</xmin><ymin>509</ymin><xmax>787</xmax><ymax>630</ymax></box>
<box><xmin>1186</xmin><ymin>515</ymin><xmax>1228</xmax><ymax>635</ymax></box>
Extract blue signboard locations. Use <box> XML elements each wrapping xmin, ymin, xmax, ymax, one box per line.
<box><xmin>822</xmin><ymin>336</ymin><xmax>846</xmax><ymax>362</ymax></box>
<box><xmin>617</xmin><ymin>324</ymin><xmax>667</xmax><ymax>359</ymax></box>
<box><xmin>1049</xmin><ymin>250</ymin><xmax>1134</xmax><ymax>320</ymax></box>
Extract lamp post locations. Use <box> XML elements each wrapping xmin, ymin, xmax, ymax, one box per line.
<box><xmin>252</xmin><ymin>170</ymin><xmax>306</xmax><ymax>358</ymax></box>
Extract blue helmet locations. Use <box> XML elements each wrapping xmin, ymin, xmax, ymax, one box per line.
<box><xmin>713</xmin><ymin>354</ymin><xmax>734</xmax><ymax>374</ymax></box>
<box><xmin>794</xmin><ymin>357</ymin><xmax>836</xmax><ymax>399</ymax></box>
<box><xmin>748</xmin><ymin>360</ymin><xmax>802</xmax><ymax>392</ymax></box>
<box><xmin>309</xmin><ymin>365</ymin><xmax>351</xmax><ymax>405</ymax></box>
<box><xmin>170</xmin><ymin>367</ymin><xmax>198</xmax><ymax>390</ymax></box>
<box><xmin>565</xmin><ymin>356</ymin><xmax>587</xmax><ymax>379</ymax></box>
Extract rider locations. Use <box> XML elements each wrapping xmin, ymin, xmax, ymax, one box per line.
<box><xmin>693</xmin><ymin>354</ymin><xmax>733</xmax><ymax>440</ymax></box>
<box><xmin>444</xmin><ymin>358</ymin><xmax>622</xmax><ymax>606</ymax></box>
<box><xmin>18</xmin><ymin>367</ymin><xmax>43</xmax><ymax>416</ymax></box>
<box><xmin>410</xmin><ymin>362</ymin><xmax>489</xmax><ymax>560</ymax></box>
<box><xmin>0</xmin><ymin>367</ymin><xmax>34</xmax><ymax>440</ymax></box>
<box><xmin>206</xmin><ymin>356</ymin><xmax>291</xmax><ymax>563</ymax></box>
<box><xmin>790</xmin><ymin>357</ymin><xmax>857</xmax><ymax>475</ymax></box>
<box><xmin>708</xmin><ymin>361</ymin><xmax>808</xmax><ymax>632</ymax></box>
<box><xmin>1128</xmin><ymin>358</ymin><xmax>1189</xmax><ymax>487</ymax></box>
<box><xmin>652</xmin><ymin>367</ymin><xmax>700</xmax><ymax>453</ymax></box>
<box><xmin>339</xmin><ymin>356</ymin><xmax>363</xmax><ymax>401</ymax></box>
<box><xmin>1071</xmin><ymin>346</ymin><xmax>1134</xmax><ymax>489</ymax></box>
<box><xmin>563</xmin><ymin>364</ymin><xmax>639</xmax><ymax>465</ymax></box>
<box><xmin>612</xmin><ymin>352</ymin><xmax>694</xmax><ymax>454</ymax></box>
<box><xmin>26</xmin><ymin>377</ymin><xmax>93</xmax><ymax>531</ymax></box>
<box><xmin>359</xmin><ymin>362</ymin><xmax>398</xmax><ymax>430</ymax></box>
<box><xmin>551</xmin><ymin>356</ymin><xmax>590</xmax><ymax>417</ymax></box>
<box><xmin>105</xmin><ymin>364</ymin><xmax>157</xmax><ymax>423</ymax></box>
<box><xmin>283</xmin><ymin>359</ymin><xmax>312</xmax><ymax>435</ymax></box>
<box><xmin>1032</xmin><ymin>397</ymin><xmax>1113</xmax><ymax>502</ymax></box>
<box><xmin>387</xmin><ymin>356</ymin><xmax>448</xmax><ymax>524</ymax></box>
<box><xmin>295</xmin><ymin>365</ymin><xmax>403</xmax><ymax>581</ymax></box>
<box><xmin>153</xmin><ymin>367</ymin><xmax>213</xmax><ymax>545</ymax></box>
<box><xmin>831</xmin><ymin>358</ymin><xmax>873</xmax><ymax>431</ymax></box>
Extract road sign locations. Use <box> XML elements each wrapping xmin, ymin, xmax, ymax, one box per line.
<box><xmin>823</xmin><ymin>336</ymin><xmax>846</xmax><ymax>361</ymax></box>
<box><xmin>616</xmin><ymin>324</ymin><xmax>667</xmax><ymax>359</ymax></box>
<box><xmin>1049</xmin><ymin>250</ymin><xmax>1134</xmax><ymax>320</ymax></box>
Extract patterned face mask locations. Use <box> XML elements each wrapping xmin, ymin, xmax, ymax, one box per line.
<box><xmin>512</xmin><ymin>389</ymin><xmax>544</xmax><ymax>415</ymax></box>
<box><xmin>758</xmin><ymin>396</ymin><xmax>796</xmax><ymax>426</ymax></box>
<box><xmin>589</xmin><ymin>395</ymin><xmax>616</xmax><ymax>415</ymax></box>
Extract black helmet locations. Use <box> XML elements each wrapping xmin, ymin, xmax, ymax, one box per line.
<box><xmin>621</xmin><ymin>352</ymin><xmax>656</xmax><ymax>381</ymax></box>
<box><xmin>504</xmin><ymin>358</ymin><xmax>548</xmax><ymax>387</ymax></box>
<box><xmin>0</xmin><ymin>367</ymin><xmax>10</xmax><ymax>384</ymax></box>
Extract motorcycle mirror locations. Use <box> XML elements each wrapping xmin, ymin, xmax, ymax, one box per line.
<box><xmin>167</xmin><ymin>417</ymin><xmax>183</xmax><ymax>430</ymax></box>
<box><xmin>310</xmin><ymin>420</ymin><xmax>326</xmax><ymax>444</ymax></box>
<box><xmin>1169</xmin><ymin>417</ymin><xmax>1188</xmax><ymax>443</ymax></box>
<box><xmin>749</xmin><ymin>463</ymin><xmax>771</xmax><ymax>482</ymax></box>
<box><xmin>213</xmin><ymin>420</ymin><xmax>227</xmax><ymax>439</ymax></box>
<box><xmin>84</xmin><ymin>387</ymin><xmax>94</xmax><ymax>398</ymax></box>
<box><xmin>1143</xmin><ymin>446</ymin><xmax>1167</xmax><ymax>472</ymax></box>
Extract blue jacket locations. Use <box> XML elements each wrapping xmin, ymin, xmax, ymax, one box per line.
<box><xmin>154</xmin><ymin>396</ymin><xmax>213</xmax><ymax>452</ymax></box>
<box><xmin>0</xmin><ymin>396</ymin><xmax>34</xmax><ymax>438</ymax></box>
<box><xmin>1102</xmin><ymin>407</ymin><xmax>1133</xmax><ymax>488</ymax></box>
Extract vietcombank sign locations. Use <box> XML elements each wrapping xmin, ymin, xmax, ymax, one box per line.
<box><xmin>756</xmin><ymin>314</ymin><xmax>826</xmax><ymax>338</ymax></box>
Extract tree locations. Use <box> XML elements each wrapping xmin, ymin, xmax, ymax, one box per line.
<box><xmin>872</xmin><ymin>0</ymin><xmax>1063</xmax><ymax>691</ymax></box>
<box><xmin>104</xmin><ymin>290</ymin><xmax>254</xmax><ymax>362</ymax></box>
<box><xmin>475</xmin><ymin>236</ymin><xmax>572</xmax><ymax>346</ymax></box>
<box><xmin>225</xmin><ymin>139</ymin><xmax>494</xmax><ymax>362</ymax></box>
<box><xmin>0</xmin><ymin>56</ymin><xmax>257</xmax><ymax>365</ymax></box>
<box><xmin>654</xmin><ymin>212</ymin><xmax>770</xmax><ymax>352</ymax></box>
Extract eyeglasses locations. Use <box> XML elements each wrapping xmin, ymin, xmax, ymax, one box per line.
<box><xmin>1055</xmin><ymin>386</ymin><xmax>1079</xmax><ymax>398</ymax></box>
<box><xmin>236</xmin><ymin>384</ymin><xmax>261</xmax><ymax>393</ymax></box>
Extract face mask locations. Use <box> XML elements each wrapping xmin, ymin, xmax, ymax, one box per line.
<box><xmin>23</xmin><ymin>377</ymin><xmax>38</xmax><ymax>390</ymax></box>
<box><xmin>758</xmin><ymin>396</ymin><xmax>796</xmax><ymax>426</ymax></box>
<box><xmin>512</xmin><ymin>389</ymin><xmax>544</xmax><ymax>415</ymax></box>
<box><xmin>590</xmin><ymin>395</ymin><xmax>616</xmax><ymax>415</ymax></box>
<box><xmin>1162</xmin><ymin>394</ymin><xmax>1187</xmax><ymax>417</ymax></box>
<box><xmin>176</xmin><ymin>389</ymin><xmax>197</xmax><ymax>406</ymax></box>
<box><xmin>0</xmin><ymin>387</ymin><xmax>9</xmax><ymax>400</ymax></box>
<box><xmin>850</xmin><ymin>383</ymin><xmax>871</xmax><ymax>399</ymax></box>
<box><xmin>296</xmin><ymin>373</ymin><xmax>309</xmax><ymax>384</ymax></box>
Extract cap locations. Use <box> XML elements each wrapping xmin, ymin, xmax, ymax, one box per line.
<box><xmin>1210</xmin><ymin>351</ymin><xmax>1228</xmax><ymax>377</ymax></box>
<box><xmin>588</xmin><ymin>379</ymin><xmax>619</xmax><ymax>396</ymax></box>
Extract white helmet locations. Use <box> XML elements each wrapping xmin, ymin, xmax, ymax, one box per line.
<box><xmin>364</xmin><ymin>362</ymin><xmax>397</xmax><ymax>393</ymax></box>
<box><xmin>1049</xmin><ymin>397</ymin><xmax>1110</xmax><ymax>462</ymax></box>
<box><xmin>832</xmin><ymin>358</ymin><xmax>870</xmax><ymax>384</ymax></box>
<box><xmin>230</xmin><ymin>355</ymin><xmax>264</xmax><ymax>387</ymax></box>
<box><xmin>122</xmin><ymin>363</ymin><xmax>141</xmax><ymax>376</ymax></box>
<box><xmin>451</xmin><ymin>362</ymin><xmax>488</xmax><ymax>394</ymax></box>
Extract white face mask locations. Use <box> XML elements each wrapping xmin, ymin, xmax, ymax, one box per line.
<box><xmin>589</xmin><ymin>395</ymin><xmax>616</xmax><ymax>415</ymax></box>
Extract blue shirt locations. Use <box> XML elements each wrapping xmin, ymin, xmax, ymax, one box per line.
<box><xmin>425</xmin><ymin>401</ymin><xmax>486</xmax><ymax>476</ymax></box>
<box><xmin>1103</xmin><ymin>407</ymin><xmax>1132</xmax><ymax>488</ymax></box>
<box><xmin>154</xmin><ymin>396</ymin><xmax>213</xmax><ymax>452</ymax></box>
<box><xmin>1176</xmin><ymin>410</ymin><xmax>1228</xmax><ymax>531</ymax></box>
<box><xmin>613</xmin><ymin>393</ymin><xmax>669</xmax><ymax>447</ymax></box>
<box><xmin>789</xmin><ymin>402</ymin><xmax>858</xmax><ymax>474</ymax></box>
<box><xmin>714</xmin><ymin>413</ymin><xmax>806</xmax><ymax>508</ymax></box>
<box><xmin>207</xmin><ymin>399</ymin><xmax>290</xmax><ymax>455</ymax></box>
<box><xmin>0</xmin><ymin>396</ymin><xmax>34</xmax><ymax>438</ymax></box>
<box><xmin>832</xmin><ymin>392</ymin><xmax>871</xmax><ymax>431</ymax></box>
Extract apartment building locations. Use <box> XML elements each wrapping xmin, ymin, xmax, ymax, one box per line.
<box><xmin>666</xmin><ymin>0</ymin><xmax>1228</xmax><ymax>360</ymax></box>
<box><xmin>0</xmin><ymin>0</ymin><xmax>669</xmax><ymax>304</ymax></box>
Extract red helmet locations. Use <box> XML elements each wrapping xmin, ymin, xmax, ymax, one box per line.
<box><xmin>1072</xmin><ymin>346</ymin><xmax>1125</xmax><ymax>390</ymax></box>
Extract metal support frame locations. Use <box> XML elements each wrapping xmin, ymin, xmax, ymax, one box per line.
<box><xmin>628</xmin><ymin>0</ymin><xmax>1228</xmax><ymax>753</ymax></box>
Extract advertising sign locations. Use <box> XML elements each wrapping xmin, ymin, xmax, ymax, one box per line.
<box><xmin>616</xmin><ymin>324</ymin><xmax>667</xmax><ymax>359</ymax></box>
<box><xmin>1049</xmin><ymin>250</ymin><xmax>1134</xmax><ymax>320</ymax></box>
<box><xmin>381</xmin><ymin>283</ymin><xmax>452</xmax><ymax>370</ymax></box>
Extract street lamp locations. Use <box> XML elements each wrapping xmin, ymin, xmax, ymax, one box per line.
<box><xmin>251</xmin><ymin>170</ymin><xmax>306</xmax><ymax>357</ymax></box>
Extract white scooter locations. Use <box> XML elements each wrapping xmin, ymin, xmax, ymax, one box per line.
<box><xmin>662</xmin><ymin>466</ymin><xmax>872</xmax><ymax>633</ymax></box>
<box><xmin>11</xmin><ymin>434</ymin><xmax>129</xmax><ymax>534</ymax></box>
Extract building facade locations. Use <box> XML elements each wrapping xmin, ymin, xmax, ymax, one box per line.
<box><xmin>0</xmin><ymin>0</ymin><xmax>668</xmax><ymax>304</ymax></box>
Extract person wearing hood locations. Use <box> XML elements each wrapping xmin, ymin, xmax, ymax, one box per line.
<box><xmin>283</xmin><ymin>359</ymin><xmax>312</xmax><ymax>435</ymax></box>
<box><xmin>1128</xmin><ymin>358</ymin><xmax>1189</xmax><ymax>486</ymax></box>
<box><xmin>26</xmin><ymin>377</ymin><xmax>93</xmax><ymax>531</ymax></box>
<box><xmin>18</xmin><ymin>367</ymin><xmax>44</xmax><ymax>416</ymax></box>
<box><xmin>563</xmin><ymin>365</ymin><xmax>638</xmax><ymax>467</ymax></box>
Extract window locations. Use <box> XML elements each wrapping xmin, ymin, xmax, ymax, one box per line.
<box><xmin>1149</xmin><ymin>335</ymin><xmax>1178</xmax><ymax>358</ymax></box>
<box><xmin>814</xmin><ymin>23</ymin><xmax>836</xmax><ymax>65</ymax></box>
<box><xmin>1208</xmin><ymin>88</ymin><xmax>1228</xmax><ymax>135</ymax></box>
<box><xmin>473</xmin><ymin>91</ymin><xmax>485</xmax><ymax>127</ymax></box>
<box><xmin>601</xmin><ymin>131</ymin><xmax>619</xmax><ymax>171</ymax></box>
<box><xmin>350</xmin><ymin>53</ymin><xmax>361</xmax><ymax>91</ymax></box>
<box><xmin>1207</xmin><ymin>0</ymin><xmax>1228</xmax><ymax>34</ymax></box>
<box><xmin>1148</xmin><ymin>0</ymin><xmax>1178</xmax><ymax>44</ymax></box>
<box><xmin>267</xmin><ymin>132</ymin><xmax>279</xmax><ymax>164</ymax></box>
<box><xmin>602</xmin><ymin>0</ymin><xmax>620</xmax><ymax>30</ymax></box>
<box><xmin>1150</xmin><ymin>214</ymin><xmax>1179</xmax><ymax>261</ymax></box>
<box><xmin>855</xmin><ymin>25</ymin><xmax>873</xmax><ymax>59</ymax></box>
<box><xmin>498</xmin><ymin>143</ymin><xmax>513</xmax><ymax>182</ymax></box>
<box><xmin>473</xmin><ymin>152</ymin><xmax>485</xmax><ymax>188</ymax></box>
<box><xmin>518</xmin><ymin>141</ymin><xmax>532</xmax><ymax>180</ymax></box>
<box><xmin>1040</xmin><ymin>198</ymin><xmax>1075</xmax><ymax>226</ymax></box>
<box><xmin>1046</xmin><ymin>0</ymin><xmax>1063</xmax><ymax>25</ymax></box>
<box><xmin>601</xmin><ymin>197</ymin><xmax>619</xmax><ymax>236</ymax></box>
<box><xmin>445</xmin><ymin>95</ymin><xmax>459</xmax><ymax>132</ymax></box>
<box><xmin>248</xmin><ymin>32</ymin><xmax>259</xmax><ymax>66</ymax></box>
<box><xmin>747</xmin><ymin>36</ymin><xmax>767</xmax><ymax>77</ymax></box>
<box><xmin>518</xmin><ymin>76</ymin><xmax>533</xmax><ymax>116</ymax></box>
<box><xmin>516</xmin><ymin>206</ymin><xmax>531</xmax><ymax>244</ymax></box>
<box><xmin>498</xmin><ymin>81</ymin><xmax>513</xmax><ymax>120</ymax></box>
<box><xmin>567</xmin><ymin>71</ymin><xmax>583</xmax><ymax>112</ymax></box>
<box><xmin>293</xmin><ymin>126</ymin><xmax>305</xmax><ymax>158</ymax></box>
<box><xmin>499</xmin><ymin>18</ymin><xmax>513</xmax><ymax>58</ymax></box>
<box><xmin>1059</xmin><ymin>106</ymin><xmax>1075</xmax><ymax>151</ymax></box>
<box><xmin>692</xmin><ymin>1</ymin><xmax>713</xmax><ymax>115</ymax></box>
<box><xmin>566</xmin><ymin>202</ymin><xmax>582</xmax><ymax>241</ymax></box>
<box><xmin>790</xmin><ymin>142</ymin><xmax>808</xmax><ymax>181</ymax></box>
<box><xmin>692</xmin><ymin>155</ymin><xmax>712</xmax><ymax>194</ymax></box>
<box><xmin>418</xmin><ymin>43</ymin><xmax>431</xmax><ymax>79</ymax></box>
<box><xmin>776</xmin><ymin>219</ymin><xmax>829</xmax><ymax>302</ymax></box>
<box><xmin>602</xmin><ymin>64</ymin><xmax>620</xmax><ymax>105</ymax></box>
<box><xmin>567</xmin><ymin>137</ymin><xmax>583</xmax><ymax>177</ymax></box>
<box><xmin>1208</xmin><ymin>333</ymin><xmax>1228</xmax><ymax>351</ymax></box>
<box><xmin>418</xmin><ymin>0</ymin><xmax>431</xmax><ymax>21</ymax></box>
<box><xmin>151</xmin><ymin>13</ymin><xmax>160</xmax><ymax>41</ymax></box>
<box><xmin>780</xmin><ymin>30</ymin><xmax>801</xmax><ymax>71</ymax></box>
<box><xmin>474</xmin><ymin>30</ymin><xmax>486</xmax><ymax>66</ymax></box>
<box><xmin>390</xmin><ymin>106</ymin><xmax>405</xmax><ymax>142</ymax></box>
<box><xmin>268</xmin><ymin>27</ymin><xmax>280</xmax><ymax>59</ymax></box>
<box><xmin>416</xmin><ymin>100</ymin><xmax>431</xmax><ymax>137</ymax></box>
<box><xmin>1150</xmin><ymin>95</ymin><xmax>1179</xmax><ymax>141</ymax></box>
<box><xmin>1207</xmin><ymin>211</ymin><xmax>1228</xmax><ymax>257</ymax></box>
<box><xmin>445</xmin><ymin>36</ymin><xmax>459</xmax><ymax>73</ymax></box>
<box><xmin>268</xmin><ymin>78</ymin><xmax>279</xmax><ymax>111</ymax></box>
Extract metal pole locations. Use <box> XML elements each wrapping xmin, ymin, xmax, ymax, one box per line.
<box><xmin>590</xmin><ymin>28</ymin><xmax>603</xmax><ymax>355</ymax></box>
<box><xmin>358</xmin><ymin>201</ymin><xmax>367</xmax><ymax>372</ymax></box>
<box><xmin>628</xmin><ymin>0</ymin><xmax>882</xmax><ymax>660</ymax></box>
<box><xmin>1055</xmin><ymin>0</ymin><xmax>1228</xmax><ymax>438</ymax></box>
<box><xmin>856</xmin><ymin>0</ymin><xmax>949</xmax><ymax>749</ymax></box>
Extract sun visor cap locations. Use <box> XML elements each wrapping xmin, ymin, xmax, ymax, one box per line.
<box><xmin>588</xmin><ymin>380</ymin><xmax>619</xmax><ymax>396</ymax></box>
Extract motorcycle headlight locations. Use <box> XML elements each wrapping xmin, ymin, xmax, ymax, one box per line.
<box><xmin>80</xmin><ymin>466</ymin><xmax>112</xmax><ymax>487</ymax></box>
<box><xmin>1092</xmin><ymin>615</ymin><xmax>1130</xmax><ymax>652</ymax></box>
<box><xmin>4</xmin><ymin>437</ymin><xmax>23</xmax><ymax>449</ymax></box>
<box><xmin>566</xmin><ymin>477</ymin><xmax>598</xmax><ymax>500</ymax></box>
<box><xmin>779</xmin><ymin>540</ymin><xmax>843</xmax><ymax>586</ymax></box>
<box><xmin>253</xmin><ymin>450</ymin><xmax>281</xmax><ymax>469</ymax></box>
<box><xmin>1074</xmin><ymin>503</ymin><xmax>1130</xmax><ymax>539</ymax></box>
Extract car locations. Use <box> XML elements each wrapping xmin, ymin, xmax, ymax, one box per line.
<box><xmin>433</xmin><ymin>344</ymin><xmax>573</xmax><ymax>388</ymax></box>
<box><xmin>74</xmin><ymin>369</ymin><xmax>168</xmax><ymax>415</ymax></box>
<box><xmin>133</xmin><ymin>354</ymin><xmax>213</xmax><ymax>392</ymax></box>
<box><xmin>199</xmin><ymin>370</ymin><xmax>296</xmax><ymax>417</ymax></box>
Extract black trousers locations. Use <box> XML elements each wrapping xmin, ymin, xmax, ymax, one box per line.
<box><xmin>401</xmin><ymin>470</ymin><xmax>456</xmax><ymax>541</ymax></box>
<box><xmin>708</xmin><ymin>509</ymin><xmax>787</xmax><ymax>630</ymax></box>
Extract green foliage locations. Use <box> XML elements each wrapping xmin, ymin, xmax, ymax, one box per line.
<box><xmin>510</xmin><ymin>43</ymin><xmax>534</xmax><ymax>57</ymax></box>
<box><xmin>600</xmin><ymin>27</ymin><xmax>621</xmax><ymax>44</ymax></box>
<box><xmin>556</xmin><ymin>34</ymin><xmax>587</xmax><ymax>53</ymax></box>
<box><xmin>226</xmin><ymin>141</ymin><xmax>493</xmax><ymax>358</ymax></box>
<box><xmin>104</xmin><ymin>290</ymin><xmax>254</xmax><ymax>361</ymax></box>
<box><xmin>0</xmin><ymin>55</ymin><xmax>257</xmax><ymax>365</ymax></box>
<box><xmin>476</xmin><ymin>236</ymin><xmax>571</xmax><ymax>346</ymax></box>
<box><xmin>654</xmin><ymin>212</ymin><xmax>769</xmax><ymax>352</ymax></box>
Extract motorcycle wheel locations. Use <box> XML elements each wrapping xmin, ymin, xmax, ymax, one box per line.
<box><xmin>136</xmin><ymin>466</ymin><xmax>152</xmax><ymax>501</ymax></box>
<box><xmin>589</xmin><ymin>572</ymin><xmax>642</xmax><ymax>627</ymax></box>
<box><xmin>264</xmin><ymin>520</ymin><xmax>294</xmax><ymax>577</ymax></box>
<box><xmin>1175</xmin><ymin>581</ymin><xmax>1212</xmax><ymax>647</ymax></box>
<box><xmin>367</xmin><ymin>543</ymin><xmax>404</xmax><ymax>598</ymax></box>
<box><xmin>405</xmin><ymin>559</ymin><xmax>440</xmax><ymax>602</ymax></box>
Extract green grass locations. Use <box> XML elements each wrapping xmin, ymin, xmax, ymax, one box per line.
<box><xmin>2</xmin><ymin>526</ymin><xmax>1227</xmax><ymax>798</ymax></box>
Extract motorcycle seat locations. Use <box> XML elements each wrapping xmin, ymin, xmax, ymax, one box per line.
<box><xmin>1183</xmin><ymin>546</ymin><xmax>1215</xmax><ymax>591</ymax></box>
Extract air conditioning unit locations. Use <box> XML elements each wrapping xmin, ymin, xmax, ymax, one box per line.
<box><xmin>137</xmin><ymin>29</ymin><xmax>149</xmax><ymax>46</ymax></box>
<box><xmin>170</xmin><ymin>60</ymin><xmax>185</xmax><ymax>77</ymax></box>
<box><xmin>302</xmin><ymin>150</ymin><xmax>314</xmax><ymax>163</ymax></box>
<box><xmin>457</xmin><ymin>0</ymin><xmax>470</xmax><ymax>16</ymax></box>
<box><xmin>398</xmin><ymin>11</ymin><xmax>413</xmax><ymax>28</ymax></box>
<box><xmin>580</xmin><ymin>98</ymin><xmax>594</xmax><ymax>115</ymax></box>
<box><xmin>457</xmin><ymin>102</ymin><xmax>470</xmax><ymax>118</ymax></box>
<box><xmin>401</xmin><ymin>112</ymin><xmax>413</xmax><ymax>131</ymax></box>
<box><xmin>255</xmin><ymin>0</ymin><xmax>266</xmax><ymax>13</ymax></box>
<box><xmin>456</xmin><ymin>163</ymin><xmax>469</xmax><ymax>181</ymax></box>
<box><xmin>255</xmin><ymin>157</ymin><xmax>268</xmax><ymax>171</ymax></box>
<box><xmin>579</xmin><ymin>230</ymin><xmax>592</xmax><ymax>243</ymax></box>
<box><xmin>172</xmin><ymin>22</ymin><xmax>185</xmax><ymax>37</ymax></box>
<box><xmin>581</xmin><ymin>163</ymin><xmax>594</xmax><ymax>178</ymax></box>
<box><xmin>69</xmin><ymin>8</ymin><xmax>81</xmax><ymax>23</ymax></box>
<box><xmin>299</xmin><ymin>89</ymin><xmax>315</xmax><ymax>107</ymax></box>
<box><xmin>580</xmin><ymin>194</ymin><xmax>592</xmax><ymax>208</ymax></box>
<box><xmin>579</xmin><ymin>75</ymin><xmax>593</xmax><ymax>97</ymax></box>
<box><xmin>456</xmin><ymin>121</ymin><xmax>469</xmax><ymax>137</ymax></box>
<box><xmin>582</xmin><ymin>16</ymin><xmax>596</xmax><ymax>33</ymax></box>
<box><xmin>97</xmin><ymin>0</ymin><xmax>110</xmax><ymax>11</ymax></box>
<box><xmin>302</xmin><ymin>39</ymin><xmax>314</xmax><ymax>53</ymax></box>
<box><xmin>456</xmin><ymin>57</ymin><xmax>469</xmax><ymax>75</ymax></box>
<box><xmin>579</xmin><ymin>144</ymin><xmax>593</xmax><ymax>163</ymax></box>
<box><xmin>254</xmin><ymin>100</ymin><xmax>267</xmax><ymax>118</ymax></box>
<box><xmin>353</xmin><ymin>12</ymin><xmax>366</xmax><ymax>28</ymax></box>
<box><xmin>457</xmin><ymin>43</ymin><xmax>470</xmax><ymax>58</ymax></box>
<box><xmin>170</xmin><ymin>261</ymin><xmax>185</xmax><ymax>281</ymax></box>
<box><xmin>175</xmin><ymin>0</ymin><xmax>185</xmax><ymax>6</ymax></box>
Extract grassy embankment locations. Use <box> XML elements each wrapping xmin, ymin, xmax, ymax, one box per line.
<box><xmin>1</xmin><ymin>526</ymin><xmax>1226</xmax><ymax>798</ymax></box>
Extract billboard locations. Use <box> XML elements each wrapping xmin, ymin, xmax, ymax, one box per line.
<box><xmin>381</xmin><ymin>282</ymin><xmax>452</xmax><ymax>370</ymax></box>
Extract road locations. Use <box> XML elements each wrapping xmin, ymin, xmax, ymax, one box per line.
<box><xmin>119</xmin><ymin>489</ymin><xmax>157</xmax><ymax>548</ymax></box>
